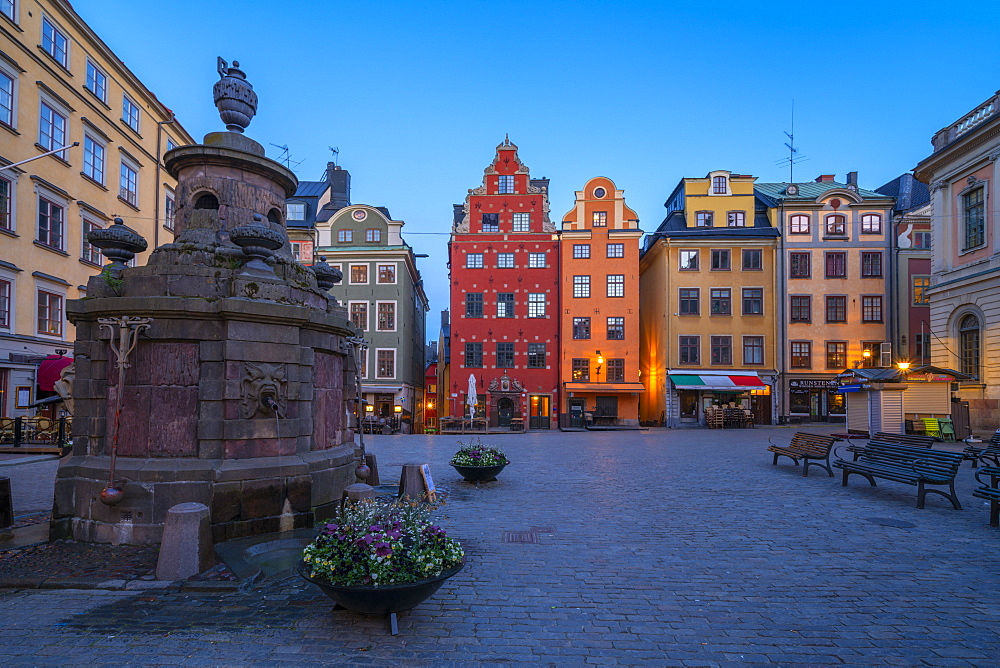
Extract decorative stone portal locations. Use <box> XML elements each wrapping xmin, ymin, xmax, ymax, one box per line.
<box><xmin>487</xmin><ymin>374</ymin><xmax>525</xmax><ymax>429</ymax></box>
<box><xmin>51</xmin><ymin>59</ymin><xmax>358</xmax><ymax>545</ymax></box>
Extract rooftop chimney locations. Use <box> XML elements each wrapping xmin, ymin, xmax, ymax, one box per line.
<box><xmin>816</xmin><ymin>174</ymin><xmax>836</xmax><ymax>183</ymax></box>
<box><xmin>846</xmin><ymin>171</ymin><xmax>858</xmax><ymax>187</ymax></box>
<box><xmin>325</xmin><ymin>162</ymin><xmax>351</xmax><ymax>208</ymax></box>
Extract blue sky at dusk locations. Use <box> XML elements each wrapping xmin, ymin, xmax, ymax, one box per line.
<box><xmin>74</xmin><ymin>0</ymin><xmax>1000</xmax><ymax>331</ymax></box>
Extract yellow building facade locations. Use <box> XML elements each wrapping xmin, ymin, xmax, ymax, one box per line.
<box><xmin>0</xmin><ymin>0</ymin><xmax>193</xmax><ymax>416</ymax></box>
<box><xmin>755</xmin><ymin>176</ymin><xmax>894</xmax><ymax>423</ymax></box>
<box><xmin>559</xmin><ymin>177</ymin><xmax>644</xmax><ymax>428</ymax></box>
<box><xmin>640</xmin><ymin>171</ymin><xmax>779</xmax><ymax>426</ymax></box>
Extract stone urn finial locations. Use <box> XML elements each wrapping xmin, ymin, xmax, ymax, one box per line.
<box><xmin>214</xmin><ymin>57</ymin><xmax>257</xmax><ymax>133</ymax></box>
<box><xmin>230</xmin><ymin>214</ymin><xmax>284</xmax><ymax>275</ymax></box>
<box><xmin>312</xmin><ymin>256</ymin><xmax>343</xmax><ymax>291</ymax></box>
<box><xmin>87</xmin><ymin>217</ymin><xmax>148</xmax><ymax>275</ymax></box>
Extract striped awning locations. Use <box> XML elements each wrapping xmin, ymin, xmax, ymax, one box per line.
<box><xmin>669</xmin><ymin>373</ymin><xmax>766</xmax><ymax>391</ymax></box>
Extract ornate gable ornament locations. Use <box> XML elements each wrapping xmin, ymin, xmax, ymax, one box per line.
<box><xmin>488</xmin><ymin>373</ymin><xmax>524</xmax><ymax>394</ymax></box>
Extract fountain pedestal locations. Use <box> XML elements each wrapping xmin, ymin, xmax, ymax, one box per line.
<box><xmin>51</xmin><ymin>60</ymin><xmax>359</xmax><ymax>545</ymax></box>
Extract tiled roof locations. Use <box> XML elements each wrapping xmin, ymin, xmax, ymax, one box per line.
<box><xmin>754</xmin><ymin>181</ymin><xmax>888</xmax><ymax>201</ymax></box>
<box><xmin>875</xmin><ymin>174</ymin><xmax>930</xmax><ymax>213</ymax></box>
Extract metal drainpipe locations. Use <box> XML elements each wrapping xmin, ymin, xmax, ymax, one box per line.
<box><xmin>777</xmin><ymin>203</ymin><xmax>786</xmax><ymax>424</ymax></box>
<box><xmin>153</xmin><ymin>114</ymin><xmax>177</xmax><ymax>251</ymax></box>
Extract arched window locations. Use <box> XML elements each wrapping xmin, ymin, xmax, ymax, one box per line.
<box><xmin>959</xmin><ymin>314</ymin><xmax>981</xmax><ymax>379</ymax></box>
<box><xmin>861</xmin><ymin>213</ymin><xmax>882</xmax><ymax>234</ymax></box>
<box><xmin>825</xmin><ymin>214</ymin><xmax>846</xmax><ymax>235</ymax></box>
<box><xmin>712</xmin><ymin>176</ymin><xmax>727</xmax><ymax>194</ymax></box>
<box><xmin>789</xmin><ymin>214</ymin><xmax>810</xmax><ymax>234</ymax></box>
<box><xmin>267</xmin><ymin>209</ymin><xmax>282</xmax><ymax>225</ymax></box>
<box><xmin>193</xmin><ymin>192</ymin><xmax>218</xmax><ymax>210</ymax></box>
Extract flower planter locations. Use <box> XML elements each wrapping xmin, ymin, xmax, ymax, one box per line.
<box><xmin>452</xmin><ymin>463</ymin><xmax>507</xmax><ymax>482</ymax></box>
<box><xmin>298</xmin><ymin>560</ymin><xmax>464</xmax><ymax>633</ymax></box>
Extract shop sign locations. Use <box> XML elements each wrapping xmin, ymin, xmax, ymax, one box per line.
<box><xmin>789</xmin><ymin>380</ymin><xmax>839</xmax><ymax>389</ymax></box>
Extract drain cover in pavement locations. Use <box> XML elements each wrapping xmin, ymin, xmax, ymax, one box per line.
<box><xmin>503</xmin><ymin>530</ymin><xmax>540</xmax><ymax>544</ymax></box>
<box><xmin>864</xmin><ymin>517</ymin><xmax>915</xmax><ymax>529</ymax></box>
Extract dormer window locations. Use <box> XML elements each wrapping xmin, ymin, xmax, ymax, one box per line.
<box><xmin>498</xmin><ymin>175</ymin><xmax>514</xmax><ymax>194</ymax></box>
<box><xmin>592</xmin><ymin>211</ymin><xmax>607</xmax><ymax>227</ymax></box>
<box><xmin>286</xmin><ymin>203</ymin><xmax>305</xmax><ymax>221</ymax></box>
<box><xmin>337</xmin><ymin>229</ymin><xmax>352</xmax><ymax>243</ymax></box>
<box><xmin>825</xmin><ymin>214</ymin><xmax>846</xmax><ymax>235</ymax></box>
<box><xmin>366</xmin><ymin>228</ymin><xmax>381</xmax><ymax>243</ymax></box>
<box><xmin>712</xmin><ymin>176</ymin><xmax>727</xmax><ymax>194</ymax></box>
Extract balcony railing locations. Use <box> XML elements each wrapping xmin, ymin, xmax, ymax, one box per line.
<box><xmin>932</xmin><ymin>93</ymin><xmax>1000</xmax><ymax>151</ymax></box>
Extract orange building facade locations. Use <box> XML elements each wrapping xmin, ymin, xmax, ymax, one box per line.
<box><xmin>559</xmin><ymin>177</ymin><xmax>644</xmax><ymax>427</ymax></box>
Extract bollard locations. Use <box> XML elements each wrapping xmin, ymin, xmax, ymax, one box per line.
<box><xmin>155</xmin><ymin>502</ymin><xmax>214</xmax><ymax>580</ymax></box>
<box><xmin>0</xmin><ymin>477</ymin><xmax>12</xmax><ymax>538</ymax></box>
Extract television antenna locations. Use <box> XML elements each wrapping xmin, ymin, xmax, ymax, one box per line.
<box><xmin>774</xmin><ymin>100</ymin><xmax>808</xmax><ymax>182</ymax></box>
<box><xmin>269</xmin><ymin>143</ymin><xmax>305</xmax><ymax>170</ymax></box>
<box><xmin>328</xmin><ymin>146</ymin><xmax>339</xmax><ymax>165</ymax></box>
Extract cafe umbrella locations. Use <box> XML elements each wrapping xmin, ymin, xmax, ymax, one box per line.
<box><xmin>467</xmin><ymin>373</ymin><xmax>478</xmax><ymax>421</ymax></box>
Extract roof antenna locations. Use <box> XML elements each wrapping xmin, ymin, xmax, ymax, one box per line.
<box><xmin>328</xmin><ymin>146</ymin><xmax>339</xmax><ymax>166</ymax></box>
<box><xmin>269</xmin><ymin>143</ymin><xmax>304</xmax><ymax>170</ymax></box>
<box><xmin>774</xmin><ymin>100</ymin><xmax>809</xmax><ymax>182</ymax></box>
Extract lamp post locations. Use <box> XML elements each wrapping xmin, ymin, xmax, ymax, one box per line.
<box><xmin>595</xmin><ymin>350</ymin><xmax>604</xmax><ymax>384</ymax></box>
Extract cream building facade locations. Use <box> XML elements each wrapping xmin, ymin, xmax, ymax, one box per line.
<box><xmin>0</xmin><ymin>0</ymin><xmax>193</xmax><ymax>416</ymax></box>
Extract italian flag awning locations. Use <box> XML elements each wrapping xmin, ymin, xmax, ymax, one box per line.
<box><xmin>668</xmin><ymin>372</ymin><xmax>766</xmax><ymax>391</ymax></box>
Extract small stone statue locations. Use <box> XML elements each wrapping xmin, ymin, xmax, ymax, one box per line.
<box><xmin>214</xmin><ymin>58</ymin><xmax>257</xmax><ymax>133</ymax></box>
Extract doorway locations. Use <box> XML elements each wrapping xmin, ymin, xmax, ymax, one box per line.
<box><xmin>497</xmin><ymin>398</ymin><xmax>514</xmax><ymax>427</ymax></box>
<box><xmin>568</xmin><ymin>398</ymin><xmax>585</xmax><ymax>428</ymax></box>
<box><xmin>679</xmin><ymin>390</ymin><xmax>699</xmax><ymax>423</ymax></box>
<box><xmin>529</xmin><ymin>395</ymin><xmax>551</xmax><ymax>429</ymax></box>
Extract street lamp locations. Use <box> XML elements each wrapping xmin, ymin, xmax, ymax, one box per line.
<box><xmin>595</xmin><ymin>350</ymin><xmax>604</xmax><ymax>383</ymax></box>
<box><xmin>897</xmin><ymin>361</ymin><xmax>911</xmax><ymax>371</ymax></box>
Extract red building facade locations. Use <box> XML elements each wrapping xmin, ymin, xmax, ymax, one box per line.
<box><xmin>448</xmin><ymin>138</ymin><xmax>560</xmax><ymax>429</ymax></box>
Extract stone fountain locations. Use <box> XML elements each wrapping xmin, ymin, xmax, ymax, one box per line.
<box><xmin>51</xmin><ymin>59</ymin><xmax>360</xmax><ymax>544</ymax></box>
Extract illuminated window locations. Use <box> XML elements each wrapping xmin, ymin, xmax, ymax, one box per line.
<box><xmin>912</xmin><ymin>276</ymin><xmax>930</xmax><ymax>305</ymax></box>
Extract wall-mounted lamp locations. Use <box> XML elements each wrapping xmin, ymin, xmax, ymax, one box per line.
<box><xmin>897</xmin><ymin>361</ymin><xmax>911</xmax><ymax>371</ymax></box>
<box><xmin>394</xmin><ymin>405</ymin><xmax>403</xmax><ymax>414</ymax></box>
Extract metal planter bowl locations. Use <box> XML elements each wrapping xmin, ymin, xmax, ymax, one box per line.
<box><xmin>451</xmin><ymin>463</ymin><xmax>508</xmax><ymax>482</ymax></box>
<box><xmin>298</xmin><ymin>561</ymin><xmax>464</xmax><ymax>615</ymax></box>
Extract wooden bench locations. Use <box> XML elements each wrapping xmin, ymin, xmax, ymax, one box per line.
<box><xmin>833</xmin><ymin>441</ymin><xmax>963</xmax><ymax>509</ymax></box>
<box><xmin>963</xmin><ymin>433</ymin><xmax>1000</xmax><ymax>467</ymax></box>
<box><xmin>973</xmin><ymin>466</ymin><xmax>1000</xmax><ymax>526</ymax></box>
<box><xmin>767</xmin><ymin>432</ymin><xmax>840</xmax><ymax>477</ymax></box>
<box><xmin>842</xmin><ymin>432</ymin><xmax>935</xmax><ymax>461</ymax></box>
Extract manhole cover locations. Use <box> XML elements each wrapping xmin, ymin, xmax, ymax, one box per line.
<box><xmin>864</xmin><ymin>517</ymin><xmax>915</xmax><ymax>529</ymax></box>
<box><xmin>503</xmin><ymin>531</ymin><xmax>540</xmax><ymax>544</ymax></box>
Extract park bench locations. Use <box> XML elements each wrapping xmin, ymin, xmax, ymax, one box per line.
<box><xmin>833</xmin><ymin>441</ymin><xmax>963</xmax><ymax>509</ymax></box>
<box><xmin>767</xmin><ymin>432</ymin><xmax>840</xmax><ymax>477</ymax></box>
<box><xmin>973</xmin><ymin>466</ymin><xmax>1000</xmax><ymax>527</ymax></box>
<box><xmin>842</xmin><ymin>431</ymin><xmax>935</xmax><ymax>461</ymax></box>
<box><xmin>962</xmin><ymin>432</ymin><xmax>1000</xmax><ymax>468</ymax></box>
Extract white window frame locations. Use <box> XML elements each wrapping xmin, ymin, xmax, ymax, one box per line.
<box><xmin>375</xmin><ymin>348</ymin><xmax>396</xmax><ymax>379</ymax></box>
<box><xmin>1</xmin><ymin>0</ymin><xmax>16</xmax><ymax>22</ymax></box>
<box><xmin>348</xmin><ymin>300</ymin><xmax>369</xmax><ymax>332</ymax></box>
<box><xmin>512</xmin><ymin>212</ymin><xmax>530</xmax><ymax>232</ymax></box>
<box><xmin>38</xmin><ymin>96</ymin><xmax>68</xmax><ymax>160</ymax></box>
<box><xmin>0</xmin><ymin>267</ymin><xmax>15</xmax><ymax>332</ymax></box>
<box><xmin>82</xmin><ymin>132</ymin><xmax>106</xmax><ymax>185</ymax></box>
<box><xmin>286</xmin><ymin>202</ymin><xmax>305</xmax><ymax>221</ymax></box>
<box><xmin>528</xmin><ymin>252</ymin><xmax>546</xmax><ymax>268</ymax></box>
<box><xmin>122</xmin><ymin>94</ymin><xmax>141</xmax><ymax>133</ymax></box>
<box><xmin>572</xmin><ymin>275</ymin><xmax>591</xmax><ymax>298</ymax></box>
<box><xmin>376</xmin><ymin>300</ymin><xmax>397</xmax><ymax>332</ymax></box>
<box><xmin>349</xmin><ymin>263</ymin><xmax>369</xmax><ymax>285</ymax></box>
<box><xmin>0</xmin><ymin>61</ymin><xmax>16</xmax><ymax>129</ymax></box>
<box><xmin>35</xmin><ymin>182</ymin><xmax>67</xmax><ymax>251</ymax></box>
<box><xmin>0</xmin><ymin>170</ymin><xmax>15</xmax><ymax>233</ymax></box>
<box><xmin>679</xmin><ymin>250</ymin><xmax>699</xmax><ymax>270</ymax></box>
<box><xmin>466</xmin><ymin>253</ymin><xmax>484</xmax><ymax>269</ymax></box>
<box><xmin>41</xmin><ymin>16</ymin><xmax>69</xmax><ymax>69</ymax></box>
<box><xmin>527</xmin><ymin>293</ymin><xmax>546</xmax><ymax>318</ymax></box>
<box><xmin>119</xmin><ymin>158</ymin><xmax>139</xmax><ymax>207</ymax></box>
<box><xmin>377</xmin><ymin>263</ymin><xmax>397</xmax><ymax>284</ymax></box>
<box><xmin>607</xmin><ymin>274</ymin><xmax>625</xmax><ymax>298</ymax></box>
<box><xmin>35</xmin><ymin>280</ymin><xmax>66</xmax><ymax>338</ymax></box>
<box><xmin>81</xmin><ymin>214</ymin><xmax>103</xmax><ymax>265</ymax></box>
<box><xmin>497</xmin><ymin>252</ymin><xmax>515</xmax><ymax>268</ymax></box>
<box><xmin>85</xmin><ymin>59</ymin><xmax>108</xmax><ymax>103</ymax></box>
<box><xmin>164</xmin><ymin>187</ymin><xmax>176</xmax><ymax>231</ymax></box>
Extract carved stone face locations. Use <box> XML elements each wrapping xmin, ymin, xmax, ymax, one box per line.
<box><xmin>53</xmin><ymin>363</ymin><xmax>75</xmax><ymax>416</ymax></box>
<box><xmin>240</xmin><ymin>362</ymin><xmax>287</xmax><ymax>419</ymax></box>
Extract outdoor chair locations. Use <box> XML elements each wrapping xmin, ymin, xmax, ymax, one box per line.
<box><xmin>922</xmin><ymin>417</ymin><xmax>942</xmax><ymax>439</ymax></box>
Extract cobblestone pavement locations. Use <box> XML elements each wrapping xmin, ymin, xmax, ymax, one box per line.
<box><xmin>2</xmin><ymin>427</ymin><xmax>1000</xmax><ymax>666</ymax></box>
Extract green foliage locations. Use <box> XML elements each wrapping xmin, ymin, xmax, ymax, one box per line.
<box><xmin>302</xmin><ymin>498</ymin><xmax>464</xmax><ymax>586</ymax></box>
<box><xmin>450</xmin><ymin>438</ymin><xmax>509</xmax><ymax>467</ymax></box>
<box><xmin>100</xmin><ymin>269</ymin><xmax>123</xmax><ymax>295</ymax></box>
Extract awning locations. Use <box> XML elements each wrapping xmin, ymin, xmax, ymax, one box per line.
<box><xmin>361</xmin><ymin>386</ymin><xmax>402</xmax><ymax>394</ymax></box>
<box><xmin>563</xmin><ymin>382</ymin><xmax>645</xmax><ymax>393</ymax></box>
<box><xmin>668</xmin><ymin>373</ymin><xmax>766</xmax><ymax>391</ymax></box>
<box><xmin>37</xmin><ymin>355</ymin><xmax>73</xmax><ymax>391</ymax></box>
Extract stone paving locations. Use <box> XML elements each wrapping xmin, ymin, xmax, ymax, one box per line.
<box><xmin>1</xmin><ymin>426</ymin><xmax>1000</xmax><ymax>665</ymax></box>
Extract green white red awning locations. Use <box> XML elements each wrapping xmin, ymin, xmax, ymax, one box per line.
<box><xmin>669</xmin><ymin>373</ymin><xmax>766</xmax><ymax>391</ymax></box>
